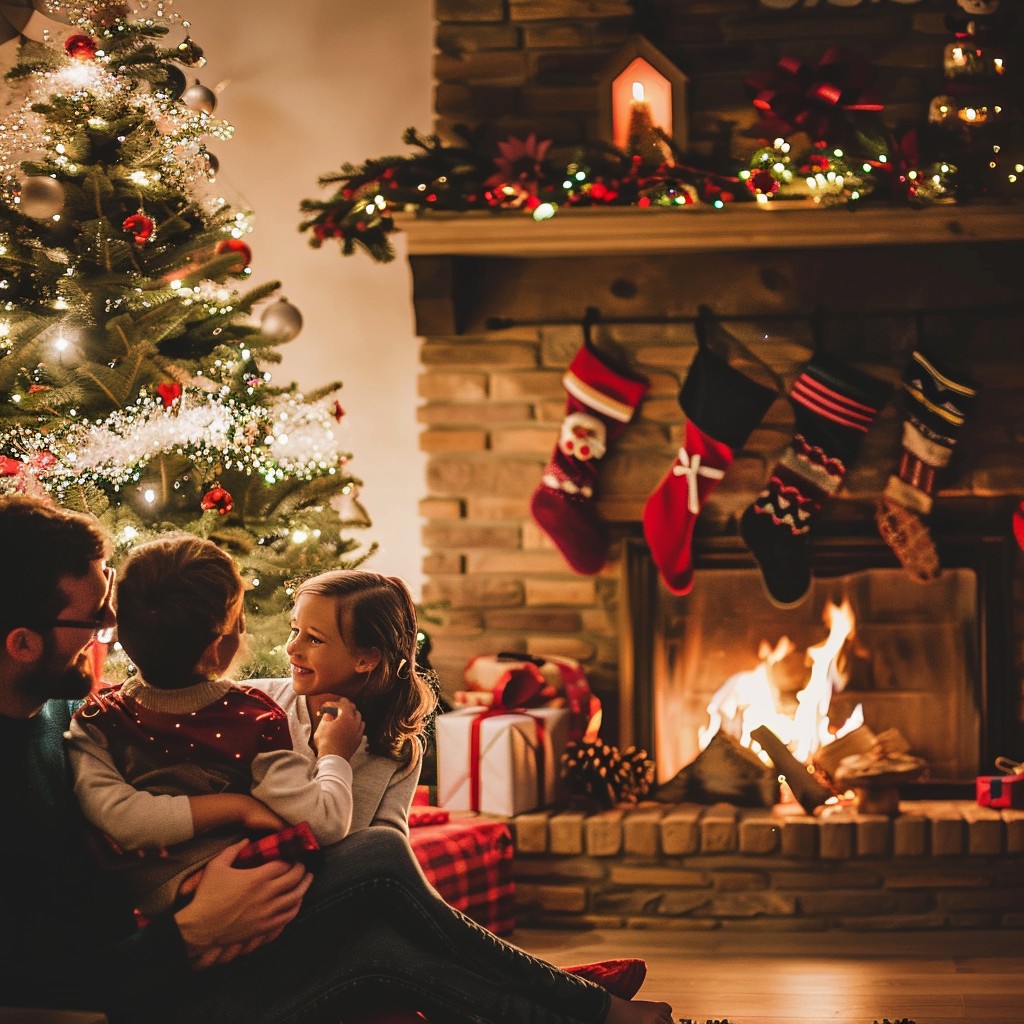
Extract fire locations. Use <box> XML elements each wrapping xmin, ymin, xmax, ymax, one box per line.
<box><xmin>699</xmin><ymin>599</ymin><xmax>864</xmax><ymax>765</ymax></box>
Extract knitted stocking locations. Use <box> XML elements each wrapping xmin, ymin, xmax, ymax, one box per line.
<box><xmin>875</xmin><ymin>350</ymin><xmax>976</xmax><ymax>583</ymax></box>
<box><xmin>530</xmin><ymin>341</ymin><xmax>648</xmax><ymax>575</ymax></box>
<box><xmin>643</xmin><ymin>331</ymin><xmax>776</xmax><ymax>595</ymax></box>
<box><xmin>740</xmin><ymin>353</ymin><xmax>890</xmax><ymax>607</ymax></box>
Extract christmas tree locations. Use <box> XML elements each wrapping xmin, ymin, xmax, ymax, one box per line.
<box><xmin>0</xmin><ymin>0</ymin><xmax>374</xmax><ymax>677</ymax></box>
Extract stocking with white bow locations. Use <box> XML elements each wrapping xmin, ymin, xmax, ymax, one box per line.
<box><xmin>643</xmin><ymin>332</ymin><xmax>776</xmax><ymax>596</ymax></box>
<box><xmin>530</xmin><ymin>340</ymin><xmax>648</xmax><ymax>575</ymax></box>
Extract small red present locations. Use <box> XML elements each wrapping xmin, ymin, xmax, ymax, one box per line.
<box><xmin>976</xmin><ymin>774</ymin><xmax>1024</xmax><ymax>809</ymax></box>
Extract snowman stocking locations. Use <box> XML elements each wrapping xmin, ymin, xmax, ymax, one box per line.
<box><xmin>530</xmin><ymin>340</ymin><xmax>648</xmax><ymax>575</ymax></box>
<box><xmin>643</xmin><ymin>331</ymin><xmax>776</xmax><ymax>595</ymax></box>
<box><xmin>875</xmin><ymin>350</ymin><xmax>976</xmax><ymax>583</ymax></box>
<box><xmin>740</xmin><ymin>352</ymin><xmax>890</xmax><ymax>607</ymax></box>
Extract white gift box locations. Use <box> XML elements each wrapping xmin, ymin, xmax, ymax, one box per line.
<box><xmin>436</xmin><ymin>706</ymin><xmax>570</xmax><ymax>816</ymax></box>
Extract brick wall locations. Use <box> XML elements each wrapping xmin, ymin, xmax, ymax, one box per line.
<box><xmin>431</xmin><ymin>0</ymin><xmax>1010</xmax><ymax>162</ymax></box>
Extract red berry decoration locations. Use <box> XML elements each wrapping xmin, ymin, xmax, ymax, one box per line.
<box><xmin>0</xmin><ymin>456</ymin><xmax>23</xmax><ymax>476</ymax></box>
<box><xmin>156</xmin><ymin>381</ymin><xmax>182</xmax><ymax>407</ymax></box>
<box><xmin>123</xmin><ymin>212</ymin><xmax>155</xmax><ymax>245</ymax></box>
<box><xmin>200</xmin><ymin>485</ymin><xmax>234</xmax><ymax>516</ymax></box>
<box><xmin>214</xmin><ymin>239</ymin><xmax>252</xmax><ymax>271</ymax></box>
<box><xmin>331</xmin><ymin>400</ymin><xmax>345</xmax><ymax>422</ymax></box>
<box><xmin>64</xmin><ymin>34</ymin><xmax>98</xmax><ymax>60</ymax></box>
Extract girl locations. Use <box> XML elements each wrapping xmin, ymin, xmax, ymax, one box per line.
<box><xmin>252</xmin><ymin>569</ymin><xmax>437</xmax><ymax>836</ymax></box>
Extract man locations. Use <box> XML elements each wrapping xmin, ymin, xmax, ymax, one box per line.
<box><xmin>0</xmin><ymin>494</ymin><xmax>313</xmax><ymax>1016</ymax></box>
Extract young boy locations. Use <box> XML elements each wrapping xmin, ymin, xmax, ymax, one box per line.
<box><xmin>67</xmin><ymin>533</ymin><xmax>364</xmax><ymax>915</ymax></box>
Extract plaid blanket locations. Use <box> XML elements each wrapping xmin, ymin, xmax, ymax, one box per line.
<box><xmin>409</xmin><ymin>816</ymin><xmax>515</xmax><ymax>937</ymax></box>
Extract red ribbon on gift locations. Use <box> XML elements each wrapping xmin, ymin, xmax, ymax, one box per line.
<box><xmin>746</xmin><ymin>46</ymin><xmax>884</xmax><ymax>143</ymax></box>
<box><xmin>467</xmin><ymin>666</ymin><xmax>551</xmax><ymax>814</ymax></box>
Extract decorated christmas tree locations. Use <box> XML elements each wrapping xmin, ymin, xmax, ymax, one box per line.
<box><xmin>0</xmin><ymin>0</ymin><xmax>373</xmax><ymax>676</ymax></box>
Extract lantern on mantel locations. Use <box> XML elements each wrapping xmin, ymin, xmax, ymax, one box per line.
<box><xmin>599</xmin><ymin>35</ymin><xmax>689</xmax><ymax>156</ymax></box>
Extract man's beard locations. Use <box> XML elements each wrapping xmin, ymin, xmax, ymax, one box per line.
<box><xmin>18</xmin><ymin>648</ymin><xmax>96</xmax><ymax>704</ymax></box>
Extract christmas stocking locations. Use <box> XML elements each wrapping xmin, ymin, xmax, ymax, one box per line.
<box><xmin>740</xmin><ymin>352</ymin><xmax>890</xmax><ymax>607</ymax></box>
<box><xmin>642</xmin><ymin>331</ymin><xmax>776</xmax><ymax>595</ymax></box>
<box><xmin>875</xmin><ymin>350</ymin><xmax>976</xmax><ymax>583</ymax></box>
<box><xmin>530</xmin><ymin>340</ymin><xmax>648</xmax><ymax>575</ymax></box>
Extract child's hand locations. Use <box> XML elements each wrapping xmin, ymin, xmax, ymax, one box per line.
<box><xmin>313</xmin><ymin>697</ymin><xmax>364</xmax><ymax>760</ymax></box>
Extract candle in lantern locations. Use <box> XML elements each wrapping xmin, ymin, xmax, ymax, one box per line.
<box><xmin>626</xmin><ymin>80</ymin><xmax>671</xmax><ymax>166</ymax></box>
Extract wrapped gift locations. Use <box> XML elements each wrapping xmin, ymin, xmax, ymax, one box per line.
<box><xmin>461</xmin><ymin>652</ymin><xmax>602</xmax><ymax>743</ymax></box>
<box><xmin>436</xmin><ymin>705</ymin><xmax>570</xmax><ymax>816</ymax></box>
<box><xmin>977</xmin><ymin>773</ymin><xmax>1024</xmax><ymax>809</ymax></box>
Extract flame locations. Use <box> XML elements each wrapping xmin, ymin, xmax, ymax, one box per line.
<box><xmin>700</xmin><ymin>599</ymin><xmax>864</xmax><ymax>764</ymax></box>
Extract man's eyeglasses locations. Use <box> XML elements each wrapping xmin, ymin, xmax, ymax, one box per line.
<box><xmin>48</xmin><ymin>565</ymin><xmax>116</xmax><ymax>644</ymax></box>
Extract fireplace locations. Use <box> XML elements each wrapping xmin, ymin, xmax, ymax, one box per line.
<box><xmin>620</xmin><ymin>527</ymin><xmax>1016</xmax><ymax>796</ymax></box>
<box><xmin>403</xmin><ymin>206</ymin><xmax>1024</xmax><ymax>800</ymax></box>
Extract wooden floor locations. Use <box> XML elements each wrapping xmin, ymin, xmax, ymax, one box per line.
<box><xmin>514</xmin><ymin>927</ymin><xmax>1024</xmax><ymax>1024</ymax></box>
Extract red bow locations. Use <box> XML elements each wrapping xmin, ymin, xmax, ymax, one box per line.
<box><xmin>747</xmin><ymin>46</ymin><xmax>884</xmax><ymax>144</ymax></box>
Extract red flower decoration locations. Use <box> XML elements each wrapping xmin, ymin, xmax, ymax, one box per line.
<box><xmin>331</xmin><ymin>400</ymin><xmax>345</xmax><ymax>422</ymax></box>
<box><xmin>200</xmin><ymin>486</ymin><xmax>233</xmax><ymax>516</ymax></box>
<box><xmin>64</xmin><ymin>34</ymin><xmax>98</xmax><ymax>60</ymax></box>
<box><xmin>215</xmin><ymin>239</ymin><xmax>252</xmax><ymax>271</ymax></box>
<box><xmin>0</xmin><ymin>455</ymin><xmax>23</xmax><ymax>476</ymax></box>
<box><xmin>156</xmin><ymin>381</ymin><xmax>182</xmax><ymax>407</ymax></box>
<box><xmin>747</xmin><ymin>170</ymin><xmax>781</xmax><ymax>196</ymax></box>
<box><xmin>123</xmin><ymin>212</ymin><xmax>155</xmax><ymax>245</ymax></box>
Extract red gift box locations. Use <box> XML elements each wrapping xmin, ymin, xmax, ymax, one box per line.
<box><xmin>976</xmin><ymin>773</ymin><xmax>1024</xmax><ymax>809</ymax></box>
<box><xmin>409</xmin><ymin>816</ymin><xmax>515</xmax><ymax>936</ymax></box>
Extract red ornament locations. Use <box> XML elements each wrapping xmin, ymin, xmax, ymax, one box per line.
<box><xmin>331</xmin><ymin>400</ymin><xmax>345</xmax><ymax>422</ymax></box>
<box><xmin>201</xmin><ymin>486</ymin><xmax>234</xmax><ymax>516</ymax></box>
<box><xmin>215</xmin><ymin>239</ymin><xmax>252</xmax><ymax>271</ymax></box>
<box><xmin>123</xmin><ymin>212</ymin><xmax>155</xmax><ymax>245</ymax></box>
<box><xmin>1014</xmin><ymin>500</ymin><xmax>1024</xmax><ymax>552</ymax></box>
<box><xmin>64</xmin><ymin>34</ymin><xmax>98</xmax><ymax>60</ymax></box>
<box><xmin>156</xmin><ymin>381</ymin><xmax>182</xmax><ymax>407</ymax></box>
<box><xmin>0</xmin><ymin>456</ymin><xmax>23</xmax><ymax>476</ymax></box>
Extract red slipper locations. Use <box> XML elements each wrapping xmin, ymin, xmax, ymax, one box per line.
<box><xmin>562</xmin><ymin>958</ymin><xmax>647</xmax><ymax>999</ymax></box>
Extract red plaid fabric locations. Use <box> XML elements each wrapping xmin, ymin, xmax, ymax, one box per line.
<box><xmin>232</xmin><ymin>821</ymin><xmax>322</xmax><ymax>870</ymax></box>
<box><xmin>409</xmin><ymin>817</ymin><xmax>515</xmax><ymax>936</ymax></box>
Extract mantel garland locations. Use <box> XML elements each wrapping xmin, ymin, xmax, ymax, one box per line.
<box><xmin>301</xmin><ymin>40</ymin><xmax>1021</xmax><ymax>264</ymax></box>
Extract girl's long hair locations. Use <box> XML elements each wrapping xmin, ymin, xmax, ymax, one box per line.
<box><xmin>293</xmin><ymin>570</ymin><xmax>437</xmax><ymax>759</ymax></box>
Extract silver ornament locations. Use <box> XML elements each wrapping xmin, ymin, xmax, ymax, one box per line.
<box><xmin>19</xmin><ymin>176</ymin><xmax>65</xmax><ymax>219</ymax></box>
<box><xmin>182</xmin><ymin>80</ymin><xmax>217</xmax><ymax>114</ymax></box>
<box><xmin>260</xmin><ymin>298</ymin><xmax>304</xmax><ymax>341</ymax></box>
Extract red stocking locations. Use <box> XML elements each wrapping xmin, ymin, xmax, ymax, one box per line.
<box><xmin>530</xmin><ymin>341</ymin><xmax>648</xmax><ymax>575</ymax></box>
<box><xmin>643</xmin><ymin>331</ymin><xmax>776</xmax><ymax>595</ymax></box>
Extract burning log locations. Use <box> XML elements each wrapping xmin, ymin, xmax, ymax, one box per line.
<box><xmin>654</xmin><ymin>730</ymin><xmax>779</xmax><ymax>808</ymax></box>
<box><xmin>749</xmin><ymin>724</ymin><xmax>834</xmax><ymax>815</ymax></box>
<box><xmin>831</xmin><ymin>728</ymin><xmax>928</xmax><ymax>816</ymax></box>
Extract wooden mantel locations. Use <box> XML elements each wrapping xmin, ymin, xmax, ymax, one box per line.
<box><xmin>398</xmin><ymin>204</ymin><xmax>1024</xmax><ymax>260</ymax></box>
<box><xmin>398</xmin><ymin>205</ymin><xmax>1024</xmax><ymax>336</ymax></box>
